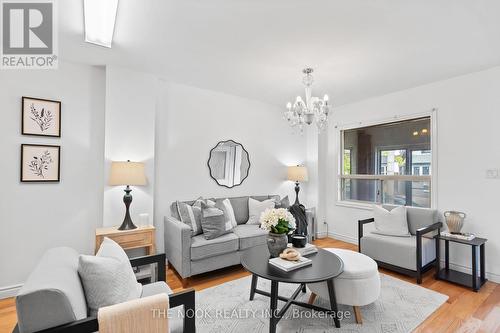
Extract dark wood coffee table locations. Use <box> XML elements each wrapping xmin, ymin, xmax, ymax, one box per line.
<box><xmin>241</xmin><ymin>246</ymin><xmax>344</xmax><ymax>333</ymax></box>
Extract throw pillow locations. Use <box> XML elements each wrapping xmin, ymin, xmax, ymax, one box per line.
<box><xmin>78</xmin><ymin>237</ymin><xmax>142</xmax><ymax>316</ymax></box>
<box><xmin>246</xmin><ymin>198</ymin><xmax>275</xmax><ymax>225</ymax></box>
<box><xmin>274</xmin><ymin>196</ymin><xmax>291</xmax><ymax>209</ymax></box>
<box><xmin>373</xmin><ymin>205</ymin><xmax>411</xmax><ymax>237</ymax></box>
<box><xmin>200</xmin><ymin>201</ymin><xmax>234</xmax><ymax>240</ymax></box>
<box><xmin>216</xmin><ymin>198</ymin><xmax>238</xmax><ymax>228</ymax></box>
<box><xmin>177</xmin><ymin>197</ymin><xmax>215</xmax><ymax>236</ymax></box>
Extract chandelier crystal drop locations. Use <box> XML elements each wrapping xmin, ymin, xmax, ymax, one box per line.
<box><xmin>284</xmin><ymin>68</ymin><xmax>330</xmax><ymax>133</ymax></box>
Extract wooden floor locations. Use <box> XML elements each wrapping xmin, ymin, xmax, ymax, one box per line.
<box><xmin>1</xmin><ymin>237</ymin><xmax>499</xmax><ymax>333</ymax></box>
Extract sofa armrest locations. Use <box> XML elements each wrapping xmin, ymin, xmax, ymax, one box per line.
<box><xmin>416</xmin><ymin>222</ymin><xmax>442</xmax><ymax>238</ymax></box>
<box><xmin>170</xmin><ymin>288</ymin><xmax>196</xmax><ymax>333</ymax></box>
<box><xmin>130</xmin><ymin>253</ymin><xmax>166</xmax><ymax>283</ymax></box>
<box><xmin>164</xmin><ymin>216</ymin><xmax>192</xmax><ymax>278</ymax></box>
<box><xmin>358</xmin><ymin>218</ymin><xmax>375</xmax><ymax>253</ymax></box>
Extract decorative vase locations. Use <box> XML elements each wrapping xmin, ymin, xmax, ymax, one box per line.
<box><xmin>444</xmin><ymin>211</ymin><xmax>467</xmax><ymax>234</ymax></box>
<box><xmin>267</xmin><ymin>232</ymin><xmax>288</xmax><ymax>258</ymax></box>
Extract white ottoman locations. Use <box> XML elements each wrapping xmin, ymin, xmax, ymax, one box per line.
<box><xmin>307</xmin><ymin>248</ymin><xmax>380</xmax><ymax>324</ymax></box>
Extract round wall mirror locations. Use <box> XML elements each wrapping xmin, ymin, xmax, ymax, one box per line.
<box><xmin>208</xmin><ymin>140</ymin><xmax>250</xmax><ymax>188</ymax></box>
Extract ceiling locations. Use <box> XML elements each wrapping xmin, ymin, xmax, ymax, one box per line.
<box><xmin>59</xmin><ymin>0</ymin><xmax>500</xmax><ymax>106</ymax></box>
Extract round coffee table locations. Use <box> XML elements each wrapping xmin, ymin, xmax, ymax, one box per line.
<box><xmin>241</xmin><ymin>246</ymin><xmax>344</xmax><ymax>333</ymax></box>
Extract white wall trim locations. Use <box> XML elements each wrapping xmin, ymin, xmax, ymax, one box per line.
<box><xmin>0</xmin><ymin>284</ymin><xmax>22</xmax><ymax>299</ymax></box>
<box><xmin>327</xmin><ymin>231</ymin><xmax>358</xmax><ymax>244</ymax></box>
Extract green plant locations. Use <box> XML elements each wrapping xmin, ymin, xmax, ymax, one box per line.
<box><xmin>270</xmin><ymin>218</ymin><xmax>293</xmax><ymax>234</ymax></box>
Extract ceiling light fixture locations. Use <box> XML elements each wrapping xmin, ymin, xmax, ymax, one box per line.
<box><xmin>84</xmin><ymin>0</ymin><xmax>119</xmax><ymax>48</ymax></box>
<box><xmin>284</xmin><ymin>68</ymin><xmax>330</xmax><ymax>133</ymax></box>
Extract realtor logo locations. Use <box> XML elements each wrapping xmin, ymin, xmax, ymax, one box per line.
<box><xmin>1</xmin><ymin>0</ymin><xmax>58</xmax><ymax>69</ymax></box>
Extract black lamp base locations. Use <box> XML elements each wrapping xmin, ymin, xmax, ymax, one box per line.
<box><xmin>118</xmin><ymin>185</ymin><xmax>137</xmax><ymax>230</ymax></box>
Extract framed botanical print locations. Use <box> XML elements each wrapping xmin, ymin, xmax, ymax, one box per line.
<box><xmin>21</xmin><ymin>144</ymin><xmax>61</xmax><ymax>182</ymax></box>
<box><xmin>22</xmin><ymin>97</ymin><xmax>61</xmax><ymax>137</ymax></box>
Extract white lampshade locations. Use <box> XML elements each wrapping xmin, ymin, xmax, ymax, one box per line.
<box><xmin>108</xmin><ymin>161</ymin><xmax>146</xmax><ymax>186</ymax></box>
<box><xmin>287</xmin><ymin>165</ymin><xmax>308</xmax><ymax>182</ymax></box>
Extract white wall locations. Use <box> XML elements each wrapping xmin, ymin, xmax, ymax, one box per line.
<box><xmin>322</xmin><ymin>66</ymin><xmax>500</xmax><ymax>282</ymax></box>
<box><xmin>0</xmin><ymin>62</ymin><xmax>105</xmax><ymax>297</ymax></box>
<box><xmin>154</xmin><ymin>82</ymin><xmax>308</xmax><ymax>253</ymax></box>
<box><xmin>103</xmin><ymin>66</ymin><xmax>158</xmax><ymax>227</ymax></box>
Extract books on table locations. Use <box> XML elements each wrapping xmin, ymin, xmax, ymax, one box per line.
<box><xmin>441</xmin><ymin>231</ymin><xmax>475</xmax><ymax>241</ymax></box>
<box><xmin>269</xmin><ymin>256</ymin><xmax>312</xmax><ymax>272</ymax></box>
<box><xmin>288</xmin><ymin>243</ymin><xmax>318</xmax><ymax>256</ymax></box>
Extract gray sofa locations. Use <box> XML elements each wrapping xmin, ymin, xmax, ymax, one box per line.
<box><xmin>14</xmin><ymin>247</ymin><xmax>194</xmax><ymax>333</ymax></box>
<box><xmin>358</xmin><ymin>205</ymin><xmax>442</xmax><ymax>284</ymax></box>
<box><xmin>165</xmin><ymin>195</ymin><xmax>279</xmax><ymax>285</ymax></box>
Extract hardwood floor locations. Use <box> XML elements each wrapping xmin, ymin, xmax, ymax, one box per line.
<box><xmin>1</xmin><ymin>237</ymin><xmax>499</xmax><ymax>333</ymax></box>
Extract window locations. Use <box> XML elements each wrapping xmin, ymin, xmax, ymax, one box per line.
<box><xmin>340</xmin><ymin>117</ymin><xmax>432</xmax><ymax>208</ymax></box>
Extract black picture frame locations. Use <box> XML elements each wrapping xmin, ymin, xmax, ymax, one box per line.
<box><xmin>21</xmin><ymin>96</ymin><xmax>62</xmax><ymax>137</ymax></box>
<box><xmin>20</xmin><ymin>144</ymin><xmax>61</xmax><ymax>183</ymax></box>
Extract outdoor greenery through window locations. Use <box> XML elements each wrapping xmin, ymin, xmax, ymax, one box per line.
<box><xmin>340</xmin><ymin>117</ymin><xmax>431</xmax><ymax>208</ymax></box>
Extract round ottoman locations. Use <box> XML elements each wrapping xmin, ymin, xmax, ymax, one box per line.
<box><xmin>307</xmin><ymin>248</ymin><xmax>380</xmax><ymax>324</ymax></box>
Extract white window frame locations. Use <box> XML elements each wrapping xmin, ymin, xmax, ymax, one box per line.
<box><xmin>336</xmin><ymin>109</ymin><xmax>438</xmax><ymax>210</ymax></box>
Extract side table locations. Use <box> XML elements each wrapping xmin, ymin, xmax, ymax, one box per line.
<box><xmin>95</xmin><ymin>225</ymin><xmax>156</xmax><ymax>255</ymax></box>
<box><xmin>435</xmin><ymin>234</ymin><xmax>487</xmax><ymax>292</ymax></box>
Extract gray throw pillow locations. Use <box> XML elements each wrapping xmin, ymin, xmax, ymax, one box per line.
<box><xmin>200</xmin><ymin>201</ymin><xmax>234</xmax><ymax>240</ymax></box>
<box><xmin>177</xmin><ymin>197</ymin><xmax>215</xmax><ymax>236</ymax></box>
<box><xmin>78</xmin><ymin>237</ymin><xmax>142</xmax><ymax>316</ymax></box>
<box><xmin>274</xmin><ymin>196</ymin><xmax>291</xmax><ymax>209</ymax></box>
<box><xmin>373</xmin><ymin>205</ymin><xmax>411</xmax><ymax>237</ymax></box>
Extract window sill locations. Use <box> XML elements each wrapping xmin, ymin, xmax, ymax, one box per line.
<box><xmin>336</xmin><ymin>200</ymin><xmax>374</xmax><ymax>211</ymax></box>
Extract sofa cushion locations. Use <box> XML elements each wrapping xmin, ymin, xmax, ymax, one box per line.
<box><xmin>233</xmin><ymin>225</ymin><xmax>268</xmax><ymax>250</ymax></box>
<box><xmin>407</xmin><ymin>207</ymin><xmax>439</xmax><ymax>235</ymax></box>
<box><xmin>360</xmin><ymin>232</ymin><xmax>436</xmax><ymax>271</ymax></box>
<box><xmin>191</xmin><ymin>233</ymin><xmax>239</xmax><ymax>261</ymax></box>
<box><xmin>78</xmin><ymin>238</ymin><xmax>142</xmax><ymax>316</ymax></box>
<box><xmin>16</xmin><ymin>247</ymin><xmax>88</xmax><ymax>333</ymax></box>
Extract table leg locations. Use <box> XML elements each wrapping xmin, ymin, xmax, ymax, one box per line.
<box><xmin>327</xmin><ymin>279</ymin><xmax>341</xmax><ymax>328</ymax></box>
<box><xmin>302</xmin><ymin>284</ymin><xmax>307</xmax><ymax>293</ymax></box>
<box><xmin>472</xmin><ymin>245</ymin><xmax>478</xmax><ymax>291</ymax></box>
<box><xmin>445</xmin><ymin>240</ymin><xmax>449</xmax><ymax>270</ymax></box>
<box><xmin>435</xmin><ymin>236</ymin><xmax>440</xmax><ymax>278</ymax></box>
<box><xmin>269</xmin><ymin>280</ymin><xmax>279</xmax><ymax>333</ymax></box>
<box><xmin>480</xmin><ymin>244</ymin><xmax>486</xmax><ymax>282</ymax></box>
<box><xmin>250</xmin><ymin>274</ymin><xmax>258</xmax><ymax>301</ymax></box>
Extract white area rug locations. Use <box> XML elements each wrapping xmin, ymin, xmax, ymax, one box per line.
<box><xmin>194</xmin><ymin>273</ymin><xmax>448</xmax><ymax>333</ymax></box>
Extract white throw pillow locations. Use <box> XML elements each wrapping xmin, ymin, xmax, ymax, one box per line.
<box><xmin>216</xmin><ymin>198</ymin><xmax>238</xmax><ymax>228</ymax></box>
<box><xmin>373</xmin><ymin>205</ymin><xmax>411</xmax><ymax>237</ymax></box>
<box><xmin>246</xmin><ymin>198</ymin><xmax>275</xmax><ymax>225</ymax></box>
<box><xmin>78</xmin><ymin>237</ymin><xmax>142</xmax><ymax>316</ymax></box>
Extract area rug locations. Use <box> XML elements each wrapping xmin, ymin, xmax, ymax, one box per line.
<box><xmin>193</xmin><ymin>274</ymin><xmax>448</xmax><ymax>333</ymax></box>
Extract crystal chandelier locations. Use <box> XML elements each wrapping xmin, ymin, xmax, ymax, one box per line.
<box><xmin>284</xmin><ymin>68</ymin><xmax>330</xmax><ymax>133</ymax></box>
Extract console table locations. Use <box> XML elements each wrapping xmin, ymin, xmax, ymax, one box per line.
<box><xmin>435</xmin><ymin>234</ymin><xmax>487</xmax><ymax>292</ymax></box>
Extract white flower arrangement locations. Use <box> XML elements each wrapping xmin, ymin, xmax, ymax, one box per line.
<box><xmin>259</xmin><ymin>208</ymin><xmax>296</xmax><ymax>234</ymax></box>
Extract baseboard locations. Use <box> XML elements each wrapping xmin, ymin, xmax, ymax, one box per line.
<box><xmin>327</xmin><ymin>231</ymin><xmax>358</xmax><ymax>244</ymax></box>
<box><xmin>0</xmin><ymin>284</ymin><xmax>22</xmax><ymax>299</ymax></box>
<box><xmin>443</xmin><ymin>261</ymin><xmax>500</xmax><ymax>284</ymax></box>
<box><xmin>326</xmin><ymin>231</ymin><xmax>500</xmax><ymax>284</ymax></box>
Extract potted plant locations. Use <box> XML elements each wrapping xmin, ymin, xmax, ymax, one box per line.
<box><xmin>260</xmin><ymin>208</ymin><xmax>296</xmax><ymax>257</ymax></box>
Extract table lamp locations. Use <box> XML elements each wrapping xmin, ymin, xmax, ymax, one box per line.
<box><xmin>109</xmin><ymin>160</ymin><xmax>147</xmax><ymax>230</ymax></box>
<box><xmin>287</xmin><ymin>165</ymin><xmax>308</xmax><ymax>206</ymax></box>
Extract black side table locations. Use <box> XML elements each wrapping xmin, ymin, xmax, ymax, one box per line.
<box><xmin>435</xmin><ymin>234</ymin><xmax>487</xmax><ymax>292</ymax></box>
